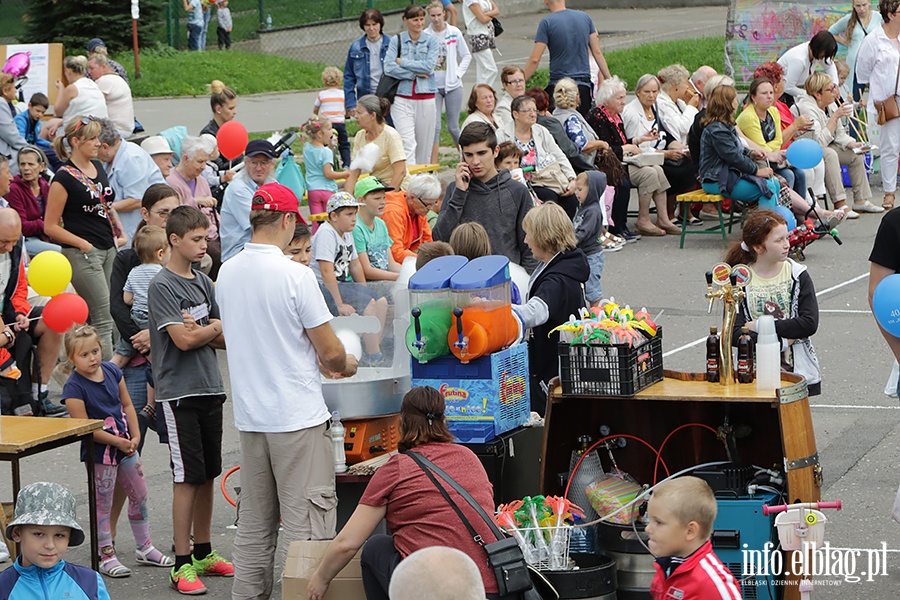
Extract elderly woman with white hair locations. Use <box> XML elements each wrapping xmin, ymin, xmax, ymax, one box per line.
<box><xmin>623</xmin><ymin>73</ymin><xmax>698</xmax><ymax>231</ymax></box>
<box><xmin>553</xmin><ymin>77</ymin><xmax>608</xmax><ymax>166</ymax></box>
<box><xmin>593</xmin><ymin>76</ymin><xmax>677</xmax><ymax>237</ymax></box>
<box><xmin>166</xmin><ymin>134</ymin><xmax>222</xmax><ymax>277</ymax></box>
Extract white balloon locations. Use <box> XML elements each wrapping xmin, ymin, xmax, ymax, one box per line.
<box><xmin>335</xmin><ymin>329</ymin><xmax>362</xmax><ymax>361</ymax></box>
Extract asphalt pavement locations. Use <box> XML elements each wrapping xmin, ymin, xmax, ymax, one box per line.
<box><xmin>8</xmin><ymin>4</ymin><xmax>900</xmax><ymax>600</ymax></box>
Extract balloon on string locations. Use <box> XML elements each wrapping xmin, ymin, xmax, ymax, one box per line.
<box><xmin>873</xmin><ymin>274</ymin><xmax>900</xmax><ymax>338</ymax></box>
<box><xmin>42</xmin><ymin>293</ymin><xmax>89</xmax><ymax>333</ymax></box>
<box><xmin>2</xmin><ymin>52</ymin><xmax>31</xmax><ymax>78</ymax></box>
<box><xmin>785</xmin><ymin>138</ymin><xmax>823</xmax><ymax>169</ymax></box>
<box><xmin>216</xmin><ymin>121</ymin><xmax>248</xmax><ymax>160</ymax></box>
<box><xmin>772</xmin><ymin>205</ymin><xmax>797</xmax><ymax>231</ymax></box>
<box><xmin>27</xmin><ymin>251</ymin><xmax>72</xmax><ymax>297</ymax></box>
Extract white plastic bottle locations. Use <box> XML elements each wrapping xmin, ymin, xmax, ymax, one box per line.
<box><xmin>331</xmin><ymin>411</ymin><xmax>347</xmax><ymax>473</ymax></box>
<box><xmin>755</xmin><ymin>315</ymin><xmax>781</xmax><ymax>392</ymax></box>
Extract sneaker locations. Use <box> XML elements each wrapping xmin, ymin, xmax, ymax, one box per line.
<box><xmin>620</xmin><ymin>231</ymin><xmax>639</xmax><ymax>244</ymax></box>
<box><xmin>39</xmin><ymin>391</ymin><xmax>67</xmax><ymax>417</ymax></box>
<box><xmin>193</xmin><ymin>550</ymin><xmax>234</xmax><ymax>577</ymax></box>
<box><xmin>170</xmin><ymin>563</ymin><xmax>207</xmax><ymax>595</ymax></box>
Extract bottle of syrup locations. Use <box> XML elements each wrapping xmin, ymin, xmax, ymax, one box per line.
<box><xmin>706</xmin><ymin>327</ymin><xmax>720</xmax><ymax>383</ymax></box>
<box><xmin>737</xmin><ymin>327</ymin><xmax>754</xmax><ymax>384</ymax></box>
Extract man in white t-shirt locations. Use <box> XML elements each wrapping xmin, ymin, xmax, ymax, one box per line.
<box><xmin>216</xmin><ymin>182</ymin><xmax>358</xmax><ymax>600</ymax></box>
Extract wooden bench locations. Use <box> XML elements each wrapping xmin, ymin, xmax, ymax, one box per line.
<box><xmin>674</xmin><ymin>189</ymin><xmax>741</xmax><ymax>248</ymax></box>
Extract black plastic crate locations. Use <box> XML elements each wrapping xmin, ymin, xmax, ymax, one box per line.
<box><xmin>559</xmin><ymin>328</ymin><xmax>663</xmax><ymax>397</ymax></box>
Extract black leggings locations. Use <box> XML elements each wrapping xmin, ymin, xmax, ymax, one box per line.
<box><xmin>361</xmin><ymin>534</ymin><xmax>403</xmax><ymax>600</ymax></box>
<box><xmin>534</xmin><ymin>186</ymin><xmax>578</xmax><ymax>220</ymax></box>
<box><xmin>608</xmin><ymin>177</ymin><xmax>631</xmax><ymax>235</ymax></box>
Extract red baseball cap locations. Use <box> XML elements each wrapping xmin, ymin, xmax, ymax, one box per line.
<box><xmin>251</xmin><ymin>183</ymin><xmax>307</xmax><ymax>223</ymax></box>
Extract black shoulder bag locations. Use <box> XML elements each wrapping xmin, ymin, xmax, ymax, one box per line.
<box><xmin>405</xmin><ymin>450</ymin><xmax>558</xmax><ymax>600</ymax></box>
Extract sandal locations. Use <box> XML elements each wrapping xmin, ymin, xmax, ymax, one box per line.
<box><xmin>599</xmin><ymin>232</ymin><xmax>623</xmax><ymax>253</ymax></box>
<box><xmin>136</xmin><ymin>544</ymin><xmax>175</xmax><ymax>567</ymax></box>
<box><xmin>884</xmin><ymin>193</ymin><xmax>895</xmax><ymax>211</ymax></box>
<box><xmin>99</xmin><ymin>555</ymin><xmax>132</xmax><ymax>578</ymax></box>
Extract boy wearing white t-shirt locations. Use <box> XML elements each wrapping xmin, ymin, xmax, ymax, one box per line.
<box><xmin>311</xmin><ymin>192</ymin><xmax>389</xmax><ymax>364</ymax></box>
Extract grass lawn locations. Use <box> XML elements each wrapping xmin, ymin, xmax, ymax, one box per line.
<box><xmin>117</xmin><ymin>48</ymin><xmax>326</xmax><ymax>97</ymax></box>
<box><xmin>116</xmin><ymin>36</ymin><xmax>725</xmax><ymax>98</ymax></box>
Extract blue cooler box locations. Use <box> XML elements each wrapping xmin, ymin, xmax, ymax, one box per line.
<box><xmin>411</xmin><ymin>343</ymin><xmax>530</xmax><ymax>443</ymax></box>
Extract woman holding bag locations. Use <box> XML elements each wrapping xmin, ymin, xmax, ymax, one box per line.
<box><xmin>307</xmin><ymin>386</ymin><xmax>500</xmax><ymax>600</ymax></box>
<box><xmin>464</xmin><ymin>0</ymin><xmax>500</xmax><ymax>88</ymax></box>
<box><xmin>856</xmin><ymin>0</ymin><xmax>900</xmax><ymax>210</ymax></box>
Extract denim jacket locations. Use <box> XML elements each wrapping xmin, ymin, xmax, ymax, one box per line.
<box><xmin>343</xmin><ymin>34</ymin><xmax>392</xmax><ymax>111</ymax></box>
<box><xmin>384</xmin><ymin>31</ymin><xmax>440</xmax><ymax>97</ymax></box>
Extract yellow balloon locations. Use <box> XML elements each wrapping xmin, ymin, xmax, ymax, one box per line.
<box><xmin>27</xmin><ymin>251</ymin><xmax>73</xmax><ymax>297</ymax></box>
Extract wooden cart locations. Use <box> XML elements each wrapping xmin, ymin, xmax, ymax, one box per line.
<box><xmin>542</xmin><ymin>370</ymin><xmax>820</xmax><ymax>600</ymax></box>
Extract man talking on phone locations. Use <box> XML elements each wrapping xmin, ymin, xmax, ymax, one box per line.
<box><xmin>433</xmin><ymin>122</ymin><xmax>537</xmax><ymax>273</ymax></box>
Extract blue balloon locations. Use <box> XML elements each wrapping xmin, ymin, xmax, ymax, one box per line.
<box><xmin>873</xmin><ymin>274</ymin><xmax>900</xmax><ymax>337</ymax></box>
<box><xmin>773</xmin><ymin>205</ymin><xmax>797</xmax><ymax>231</ymax></box>
<box><xmin>785</xmin><ymin>138</ymin><xmax>824</xmax><ymax>170</ymax></box>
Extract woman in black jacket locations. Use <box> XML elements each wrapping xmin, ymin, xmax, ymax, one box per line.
<box><xmin>514</xmin><ymin>202</ymin><xmax>588</xmax><ymax>415</ymax></box>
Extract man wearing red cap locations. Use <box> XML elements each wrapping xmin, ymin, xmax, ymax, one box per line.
<box><xmin>216</xmin><ymin>182</ymin><xmax>358</xmax><ymax>599</ymax></box>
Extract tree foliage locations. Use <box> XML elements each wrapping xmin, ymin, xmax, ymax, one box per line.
<box><xmin>22</xmin><ymin>0</ymin><xmax>168</xmax><ymax>52</ymax></box>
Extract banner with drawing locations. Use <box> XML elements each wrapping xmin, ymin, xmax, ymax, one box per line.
<box><xmin>725</xmin><ymin>1</ymin><xmax>855</xmax><ymax>86</ymax></box>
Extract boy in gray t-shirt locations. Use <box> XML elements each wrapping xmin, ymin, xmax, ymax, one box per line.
<box><xmin>147</xmin><ymin>206</ymin><xmax>232</xmax><ymax>594</ymax></box>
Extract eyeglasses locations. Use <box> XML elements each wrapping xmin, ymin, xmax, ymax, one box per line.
<box><xmin>74</xmin><ymin>116</ymin><xmax>96</xmax><ymax>132</ymax></box>
<box><xmin>516</xmin><ymin>108</ymin><xmax>538</xmax><ymax>114</ymax></box>
<box><xmin>417</xmin><ymin>195</ymin><xmax>438</xmax><ymax>210</ymax></box>
<box><xmin>505</xmin><ymin>78</ymin><xmax>526</xmax><ymax>85</ymax></box>
<box><xmin>245</xmin><ymin>158</ymin><xmax>272</xmax><ymax>168</ymax></box>
<box><xmin>151</xmin><ymin>209</ymin><xmax>171</xmax><ymax>218</ymax></box>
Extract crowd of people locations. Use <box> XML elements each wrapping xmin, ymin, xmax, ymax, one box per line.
<box><xmin>2</xmin><ymin>0</ymin><xmax>900</xmax><ymax>598</ymax></box>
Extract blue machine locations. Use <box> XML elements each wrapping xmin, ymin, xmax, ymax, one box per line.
<box><xmin>712</xmin><ymin>491</ymin><xmax>779</xmax><ymax>600</ymax></box>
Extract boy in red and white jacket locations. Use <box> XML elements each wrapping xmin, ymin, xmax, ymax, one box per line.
<box><xmin>647</xmin><ymin>476</ymin><xmax>743</xmax><ymax>600</ymax></box>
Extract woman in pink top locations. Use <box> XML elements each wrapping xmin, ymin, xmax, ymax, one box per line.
<box><xmin>165</xmin><ymin>135</ymin><xmax>222</xmax><ymax>278</ymax></box>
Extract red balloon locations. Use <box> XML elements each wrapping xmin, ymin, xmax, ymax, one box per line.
<box><xmin>216</xmin><ymin>121</ymin><xmax>248</xmax><ymax>161</ymax></box>
<box><xmin>43</xmin><ymin>293</ymin><xmax>89</xmax><ymax>333</ymax></box>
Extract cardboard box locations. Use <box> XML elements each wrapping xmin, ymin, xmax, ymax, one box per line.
<box><xmin>282</xmin><ymin>540</ymin><xmax>365</xmax><ymax>600</ymax></box>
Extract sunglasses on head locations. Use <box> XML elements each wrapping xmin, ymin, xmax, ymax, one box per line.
<box><xmin>73</xmin><ymin>116</ymin><xmax>96</xmax><ymax>132</ymax></box>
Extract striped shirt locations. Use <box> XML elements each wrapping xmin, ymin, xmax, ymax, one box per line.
<box><xmin>124</xmin><ymin>263</ymin><xmax>164</xmax><ymax>320</ymax></box>
<box><xmin>315</xmin><ymin>88</ymin><xmax>346</xmax><ymax>124</ymax></box>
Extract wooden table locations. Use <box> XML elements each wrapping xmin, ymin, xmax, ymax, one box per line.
<box><xmin>0</xmin><ymin>416</ymin><xmax>104</xmax><ymax>569</ymax></box>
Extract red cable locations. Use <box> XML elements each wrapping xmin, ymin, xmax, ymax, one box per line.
<box><xmin>653</xmin><ymin>423</ymin><xmax>720</xmax><ymax>485</ymax></box>
<box><xmin>221</xmin><ymin>465</ymin><xmax>240</xmax><ymax>507</ymax></box>
<box><xmin>564</xmin><ymin>434</ymin><xmax>668</xmax><ymax>502</ymax></box>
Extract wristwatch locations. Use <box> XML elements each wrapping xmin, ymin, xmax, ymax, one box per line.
<box><xmin>2</xmin><ymin>330</ymin><xmax>13</xmax><ymax>347</ymax></box>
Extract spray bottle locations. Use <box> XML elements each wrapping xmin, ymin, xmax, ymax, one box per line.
<box><xmin>755</xmin><ymin>315</ymin><xmax>781</xmax><ymax>391</ymax></box>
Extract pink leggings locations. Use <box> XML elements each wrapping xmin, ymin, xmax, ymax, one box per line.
<box><xmin>307</xmin><ymin>189</ymin><xmax>333</xmax><ymax>233</ymax></box>
<box><xmin>95</xmin><ymin>454</ymin><xmax>153</xmax><ymax>552</ymax></box>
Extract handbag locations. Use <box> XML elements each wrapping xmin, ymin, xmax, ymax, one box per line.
<box><xmin>531</xmin><ymin>162</ymin><xmax>570</xmax><ymax>195</ymax></box>
<box><xmin>375</xmin><ymin>75</ymin><xmax>401</xmax><ymax>106</ymax></box>
<box><xmin>875</xmin><ymin>65</ymin><xmax>900</xmax><ymax>126</ymax></box>
<box><xmin>491</xmin><ymin>17</ymin><xmax>504</xmax><ymax>37</ymax></box>
<box><xmin>405</xmin><ymin>451</ymin><xmax>559</xmax><ymax>600</ymax></box>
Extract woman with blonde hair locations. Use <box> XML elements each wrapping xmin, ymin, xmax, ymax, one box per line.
<box><xmin>46</xmin><ymin>117</ymin><xmax>119</xmax><ymax>359</ymax></box>
<box><xmin>426</xmin><ymin>0</ymin><xmax>471</xmax><ymax>162</ymax></box>
<box><xmin>794</xmin><ymin>71</ymin><xmax>875</xmax><ymax>217</ymax></box>
<box><xmin>553</xmin><ymin>77</ymin><xmax>607</xmax><ymax>166</ymax></box>
<box><xmin>517</xmin><ymin>202</ymin><xmax>588</xmax><ymax>414</ymax></box>
<box><xmin>199</xmin><ymin>80</ymin><xmax>239</xmax><ymax>182</ymax></box>
<box><xmin>42</xmin><ymin>56</ymin><xmax>108</xmax><ymax>139</ymax></box>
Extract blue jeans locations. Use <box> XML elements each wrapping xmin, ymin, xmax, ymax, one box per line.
<box><xmin>703</xmin><ymin>177</ymin><xmax>780</xmax><ymax>203</ymax></box>
<box><xmin>775</xmin><ymin>166</ymin><xmax>807</xmax><ymax>197</ymax></box>
<box><xmin>123</xmin><ymin>363</ymin><xmax>149</xmax><ymax>454</ymax></box>
<box><xmin>334</xmin><ymin>122</ymin><xmax>351</xmax><ymax>168</ymax></box>
<box><xmin>187</xmin><ymin>23</ymin><xmax>203</xmax><ymax>51</ymax></box>
<box><xmin>584</xmin><ymin>251</ymin><xmax>605</xmax><ymax>303</ymax></box>
<box><xmin>24</xmin><ymin>237</ymin><xmax>61</xmax><ymax>256</ymax></box>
